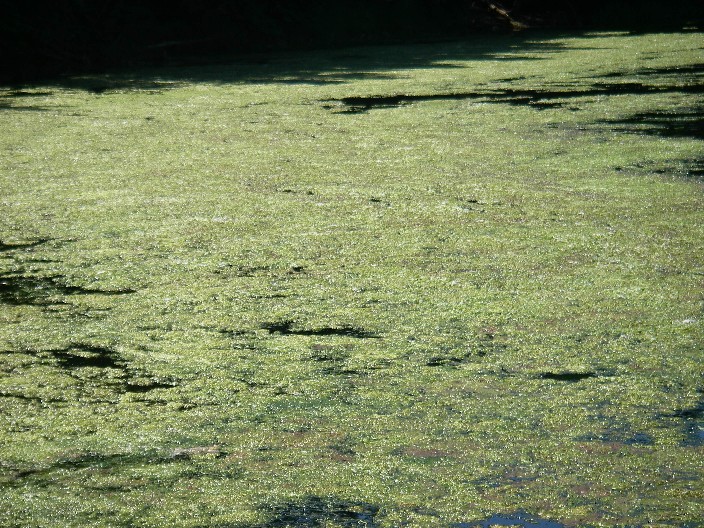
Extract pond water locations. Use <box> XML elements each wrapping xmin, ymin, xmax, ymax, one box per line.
<box><xmin>0</xmin><ymin>29</ymin><xmax>702</xmax><ymax>527</ymax></box>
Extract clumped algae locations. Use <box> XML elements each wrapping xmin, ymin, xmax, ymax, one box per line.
<box><xmin>1</xmin><ymin>30</ymin><xmax>702</xmax><ymax>527</ymax></box>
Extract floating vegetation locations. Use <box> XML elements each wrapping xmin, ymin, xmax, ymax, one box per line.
<box><xmin>1</xmin><ymin>30</ymin><xmax>703</xmax><ymax>528</ymax></box>
<box><xmin>170</xmin><ymin>445</ymin><xmax>224</xmax><ymax>459</ymax></box>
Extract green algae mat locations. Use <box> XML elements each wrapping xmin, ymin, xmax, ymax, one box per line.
<box><xmin>1</xmin><ymin>30</ymin><xmax>703</xmax><ymax>527</ymax></box>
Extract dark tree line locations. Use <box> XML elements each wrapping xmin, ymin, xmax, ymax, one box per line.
<box><xmin>1</xmin><ymin>0</ymin><xmax>701</xmax><ymax>84</ymax></box>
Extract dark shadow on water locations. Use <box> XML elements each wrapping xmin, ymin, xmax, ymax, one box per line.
<box><xmin>305</xmin><ymin>344</ymin><xmax>375</xmax><ymax>376</ymax></box>
<box><xmin>425</xmin><ymin>339</ymin><xmax>509</xmax><ymax>367</ymax></box>
<box><xmin>324</xmin><ymin>91</ymin><xmax>560</xmax><ymax>113</ymax></box>
<box><xmin>596</xmin><ymin>62</ymin><xmax>704</xmax><ymax>78</ymax></box>
<box><xmin>7</xmin><ymin>447</ymin><xmax>243</xmax><ymax>493</ymax></box>
<box><xmin>664</xmin><ymin>391</ymin><xmax>704</xmax><ymax>446</ymax></box>
<box><xmin>0</xmin><ymin>31</ymin><xmax>601</xmax><ymax>97</ymax></box>
<box><xmin>7</xmin><ymin>451</ymin><xmax>178</xmax><ymax>487</ymax></box>
<box><xmin>673</xmin><ymin>159</ymin><xmax>704</xmax><ymax>180</ymax></box>
<box><xmin>623</xmin><ymin>157</ymin><xmax>704</xmax><ymax>181</ymax></box>
<box><xmin>686</xmin><ymin>161</ymin><xmax>704</xmax><ymax>178</ymax></box>
<box><xmin>540</xmin><ymin>371</ymin><xmax>596</xmax><ymax>382</ymax></box>
<box><xmin>258</xmin><ymin>496</ymin><xmax>380</xmax><ymax>528</ymax></box>
<box><xmin>3</xmin><ymin>90</ymin><xmax>54</xmax><ymax>97</ymax></box>
<box><xmin>589</xmin><ymin>62</ymin><xmax>703</xmax><ymax>142</ymax></box>
<box><xmin>673</xmin><ymin>394</ymin><xmax>704</xmax><ymax>420</ymax></box>
<box><xmin>639</xmin><ymin>62</ymin><xmax>704</xmax><ymax>76</ymax></box>
<box><xmin>2</xmin><ymin>29</ymin><xmax>701</xmax><ymax>122</ymax></box>
<box><xmin>49</xmin><ymin>344</ymin><xmax>121</xmax><ymax>370</ymax></box>
<box><xmin>0</xmin><ymin>100</ymin><xmax>51</xmax><ymax>111</ymax></box>
<box><xmin>78</xmin><ymin>79</ymin><xmax>183</xmax><ymax>94</ymax></box>
<box><xmin>683</xmin><ymin>422</ymin><xmax>704</xmax><ymax>445</ymax></box>
<box><xmin>324</xmin><ymin>82</ymin><xmax>704</xmax><ymax>113</ymax></box>
<box><xmin>46</xmin><ymin>452</ymin><xmax>165</xmax><ymax>471</ymax></box>
<box><xmin>0</xmin><ymin>390</ymin><xmax>64</xmax><ymax>403</ymax></box>
<box><xmin>575</xmin><ymin>430</ymin><xmax>655</xmax><ymax>445</ymax></box>
<box><xmin>452</xmin><ymin>511</ymin><xmax>565</xmax><ymax>528</ymax></box>
<box><xmin>9</xmin><ymin>344</ymin><xmax>179</xmax><ymax>397</ymax></box>
<box><xmin>261</xmin><ymin>320</ymin><xmax>380</xmax><ymax>339</ymax></box>
<box><xmin>0</xmin><ymin>239</ymin><xmax>50</xmax><ymax>252</ymax></box>
<box><xmin>0</xmin><ymin>90</ymin><xmax>54</xmax><ymax>111</ymax></box>
<box><xmin>0</xmin><ymin>272</ymin><xmax>136</xmax><ymax>306</ymax></box>
<box><xmin>599</xmin><ymin>107</ymin><xmax>704</xmax><ymax>140</ymax></box>
<box><xmin>122</xmin><ymin>379</ymin><xmax>178</xmax><ymax>393</ymax></box>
